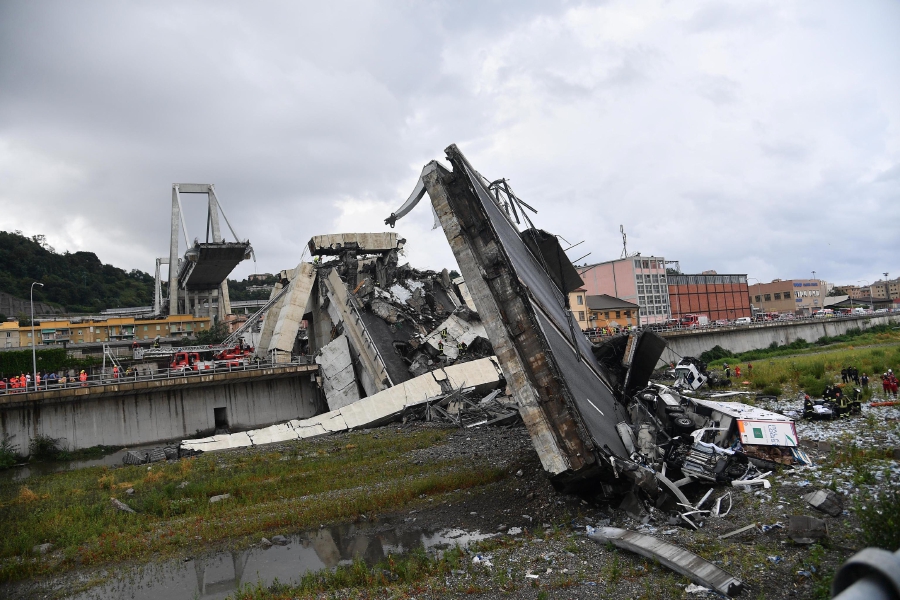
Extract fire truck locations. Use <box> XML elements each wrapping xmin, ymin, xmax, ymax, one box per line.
<box><xmin>169</xmin><ymin>344</ymin><xmax>254</xmax><ymax>372</ymax></box>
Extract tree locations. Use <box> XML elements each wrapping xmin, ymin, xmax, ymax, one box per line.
<box><xmin>192</xmin><ymin>320</ymin><xmax>230</xmax><ymax>345</ymax></box>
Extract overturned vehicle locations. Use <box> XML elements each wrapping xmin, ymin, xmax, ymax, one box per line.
<box><xmin>386</xmin><ymin>144</ymin><xmax>800</xmax><ymax>506</ymax></box>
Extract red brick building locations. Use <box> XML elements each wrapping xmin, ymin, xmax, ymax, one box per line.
<box><xmin>667</xmin><ymin>274</ymin><xmax>752</xmax><ymax>322</ymax></box>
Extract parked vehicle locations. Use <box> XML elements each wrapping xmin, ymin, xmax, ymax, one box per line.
<box><xmin>170</xmin><ymin>344</ymin><xmax>254</xmax><ymax>372</ymax></box>
<box><xmin>714</xmin><ymin>319</ymin><xmax>729</xmax><ymax>327</ymax></box>
<box><xmin>813</xmin><ymin>309</ymin><xmax>834</xmax><ymax>318</ymax></box>
<box><xmin>734</xmin><ymin>316</ymin><xmax>752</xmax><ymax>325</ymax></box>
<box><xmin>680</xmin><ymin>314</ymin><xmax>709</xmax><ymax>328</ymax></box>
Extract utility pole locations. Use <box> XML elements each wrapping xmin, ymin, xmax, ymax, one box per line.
<box><xmin>31</xmin><ymin>282</ymin><xmax>44</xmax><ymax>392</ymax></box>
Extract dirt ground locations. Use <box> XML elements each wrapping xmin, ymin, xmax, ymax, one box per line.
<box><xmin>7</xmin><ymin>398</ymin><xmax>899</xmax><ymax>600</ymax></box>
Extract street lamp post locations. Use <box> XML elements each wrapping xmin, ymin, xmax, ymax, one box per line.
<box><xmin>30</xmin><ymin>282</ymin><xmax>44</xmax><ymax>392</ymax></box>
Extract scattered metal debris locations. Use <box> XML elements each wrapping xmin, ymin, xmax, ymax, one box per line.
<box><xmin>587</xmin><ymin>526</ymin><xmax>743</xmax><ymax>597</ymax></box>
<box><xmin>718</xmin><ymin>523</ymin><xmax>758</xmax><ymax>540</ymax></box>
<box><xmin>123</xmin><ymin>446</ymin><xmax>179</xmax><ymax>465</ymax></box>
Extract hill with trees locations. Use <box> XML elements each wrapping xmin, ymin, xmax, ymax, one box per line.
<box><xmin>0</xmin><ymin>230</ymin><xmax>280</xmax><ymax>316</ymax></box>
<box><xmin>0</xmin><ymin>231</ymin><xmax>155</xmax><ymax>314</ymax></box>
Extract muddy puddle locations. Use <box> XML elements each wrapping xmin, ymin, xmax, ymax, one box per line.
<box><xmin>3</xmin><ymin>444</ymin><xmax>171</xmax><ymax>483</ymax></box>
<box><xmin>64</xmin><ymin>520</ymin><xmax>494</xmax><ymax>599</ymax></box>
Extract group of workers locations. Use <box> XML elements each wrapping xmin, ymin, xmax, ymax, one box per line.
<box><xmin>0</xmin><ymin>370</ymin><xmax>89</xmax><ymax>392</ymax></box>
<box><xmin>722</xmin><ymin>362</ymin><xmax>753</xmax><ymax>380</ymax></box>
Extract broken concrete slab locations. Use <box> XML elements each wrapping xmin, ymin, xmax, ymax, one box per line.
<box><xmin>587</xmin><ymin>526</ymin><xmax>743</xmax><ymax>597</ymax></box>
<box><xmin>309</xmin><ymin>233</ymin><xmax>403</xmax><ymax>256</ymax></box>
<box><xmin>180</xmin><ymin>357</ymin><xmax>504</xmax><ymax>453</ymax></box>
<box><xmin>803</xmin><ymin>489</ymin><xmax>844</xmax><ymax>517</ymax></box>
<box><xmin>321</xmin><ymin>267</ymin><xmax>394</xmax><ymax>396</ymax></box>
<box><xmin>111</xmin><ymin>498</ymin><xmax>136</xmax><ymax>513</ymax></box>
<box><xmin>316</xmin><ymin>334</ymin><xmax>362</xmax><ymax>410</ymax></box>
<box><xmin>452</xmin><ymin>276</ymin><xmax>477</xmax><ymax>312</ymax></box>
<box><xmin>421</xmin><ymin>313</ymin><xmax>488</xmax><ymax>360</ymax></box>
<box><xmin>257</xmin><ymin>273</ymin><xmax>290</xmax><ymax>356</ymax></box>
<box><xmin>269</xmin><ymin>262</ymin><xmax>316</xmax><ymax>363</ymax></box>
<box><xmin>788</xmin><ymin>515</ymin><xmax>828</xmax><ymax>544</ymax></box>
<box><xmin>400</xmin><ymin>146</ymin><xmax>627</xmax><ymax>486</ymax></box>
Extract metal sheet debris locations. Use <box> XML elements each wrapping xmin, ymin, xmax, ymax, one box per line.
<box><xmin>587</xmin><ymin>526</ymin><xmax>743</xmax><ymax>597</ymax></box>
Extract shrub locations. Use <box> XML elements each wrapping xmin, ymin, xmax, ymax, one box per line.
<box><xmin>700</xmin><ymin>345</ymin><xmax>734</xmax><ymax>364</ymax></box>
<box><xmin>856</xmin><ymin>481</ymin><xmax>900</xmax><ymax>550</ymax></box>
<box><xmin>0</xmin><ymin>435</ymin><xmax>21</xmax><ymax>469</ymax></box>
<box><xmin>799</xmin><ymin>375</ymin><xmax>827</xmax><ymax>397</ymax></box>
<box><xmin>28</xmin><ymin>434</ymin><xmax>66</xmax><ymax>461</ymax></box>
<box><xmin>760</xmin><ymin>383</ymin><xmax>782</xmax><ymax>396</ymax></box>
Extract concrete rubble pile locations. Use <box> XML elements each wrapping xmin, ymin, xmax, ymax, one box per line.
<box><xmin>179</xmin><ymin>232</ymin><xmax>503</xmax><ymax>454</ymax></box>
<box><xmin>381</xmin><ymin>144</ymin><xmax>844</xmax><ymax>594</ymax></box>
<box><xmin>175</xmin><ymin>144</ymin><xmax>844</xmax><ymax>596</ymax></box>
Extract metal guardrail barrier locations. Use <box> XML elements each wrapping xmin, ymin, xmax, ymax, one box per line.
<box><xmin>0</xmin><ymin>356</ymin><xmax>315</xmax><ymax>396</ymax></box>
<box><xmin>582</xmin><ymin>311</ymin><xmax>899</xmax><ymax>341</ymax></box>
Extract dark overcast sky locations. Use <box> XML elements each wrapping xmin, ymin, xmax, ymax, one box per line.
<box><xmin>1</xmin><ymin>0</ymin><xmax>898</xmax><ymax>287</ymax></box>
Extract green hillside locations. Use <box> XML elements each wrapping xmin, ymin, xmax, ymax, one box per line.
<box><xmin>0</xmin><ymin>231</ymin><xmax>155</xmax><ymax>314</ymax></box>
<box><xmin>0</xmin><ymin>230</ymin><xmax>275</xmax><ymax>315</ymax></box>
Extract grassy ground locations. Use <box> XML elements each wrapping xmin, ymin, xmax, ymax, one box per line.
<box><xmin>707</xmin><ymin>328</ymin><xmax>900</xmax><ymax>397</ymax></box>
<box><xmin>0</xmin><ymin>428</ymin><xmax>504</xmax><ymax>584</ymax></box>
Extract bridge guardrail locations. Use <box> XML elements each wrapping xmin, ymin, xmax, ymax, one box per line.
<box><xmin>0</xmin><ymin>356</ymin><xmax>316</xmax><ymax>396</ymax></box>
<box><xmin>582</xmin><ymin>310</ymin><xmax>899</xmax><ymax>342</ymax></box>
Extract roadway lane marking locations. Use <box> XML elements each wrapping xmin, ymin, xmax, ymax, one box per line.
<box><xmin>586</xmin><ymin>397</ymin><xmax>605</xmax><ymax>416</ymax></box>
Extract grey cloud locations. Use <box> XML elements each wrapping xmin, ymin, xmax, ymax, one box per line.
<box><xmin>695</xmin><ymin>74</ymin><xmax>741</xmax><ymax>105</ymax></box>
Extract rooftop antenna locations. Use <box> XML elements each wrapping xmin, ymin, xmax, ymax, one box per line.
<box><xmin>620</xmin><ymin>225</ymin><xmax>628</xmax><ymax>259</ymax></box>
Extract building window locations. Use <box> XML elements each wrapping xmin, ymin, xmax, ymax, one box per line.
<box><xmin>615</xmin><ymin>311</ymin><xmax>621</xmax><ymax>318</ymax></box>
<box><xmin>578</xmin><ymin>311</ymin><xmax>585</xmax><ymax>321</ymax></box>
<box><xmin>200</xmin><ymin>323</ymin><xmax>205</xmax><ymax>328</ymax></box>
<box><xmin>156</xmin><ymin>325</ymin><xmax>160</xmax><ymax>331</ymax></box>
<box><xmin>625</xmin><ymin>310</ymin><xmax>631</xmax><ymax>318</ymax></box>
<box><xmin>605</xmin><ymin>311</ymin><xmax>611</xmax><ymax>319</ymax></box>
<box><xmin>577</xmin><ymin>295</ymin><xmax>583</xmax><ymax>305</ymax></box>
<box><xmin>4</xmin><ymin>332</ymin><xmax>8</xmax><ymax>338</ymax></box>
<box><xmin>755</xmin><ymin>295</ymin><xmax>761</xmax><ymax>302</ymax></box>
<box><xmin>774</xmin><ymin>293</ymin><xmax>781</xmax><ymax>300</ymax></box>
<box><xmin>764</xmin><ymin>294</ymin><xmax>771</xmax><ymax>302</ymax></box>
<box><xmin>143</xmin><ymin>326</ymin><xmax>148</xmax><ymax>331</ymax></box>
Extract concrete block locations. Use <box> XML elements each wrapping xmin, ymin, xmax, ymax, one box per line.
<box><xmin>270</xmin><ymin>262</ymin><xmax>316</xmax><ymax>359</ymax></box>
<box><xmin>803</xmin><ymin>489</ymin><xmax>844</xmax><ymax>517</ymax></box>
<box><xmin>422</xmin><ymin>314</ymin><xmax>488</xmax><ymax>360</ymax></box>
<box><xmin>316</xmin><ymin>335</ymin><xmax>361</xmax><ymax>410</ymax></box>
<box><xmin>179</xmin><ymin>357</ymin><xmax>503</xmax><ymax>453</ymax></box>
<box><xmin>788</xmin><ymin>515</ymin><xmax>827</xmax><ymax>544</ymax></box>
<box><xmin>309</xmin><ymin>233</ymin><xmax>401</xmax><ymax>256</ymax></box>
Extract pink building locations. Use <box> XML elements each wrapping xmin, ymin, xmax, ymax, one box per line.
<box><xmin>577</xmin><ymin>256</ymin><xmax>671</xmax><ymax>324</ymax></box>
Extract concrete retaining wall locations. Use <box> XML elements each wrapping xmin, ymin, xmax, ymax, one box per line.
<box><xmin>0</xmin><ymin>370</ymin><xmax>323</xmax><ymax>454</ymax></box>
<box><xmin>660</xmin><ymin>315</ymin><xmax>900</xmax><ymax>365</ymax></box>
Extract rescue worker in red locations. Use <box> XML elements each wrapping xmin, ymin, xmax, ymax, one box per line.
<box><xmin>79</xmin><ymin>370</ymin><xmax>88</xmax><ymax>386</ymax></box>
